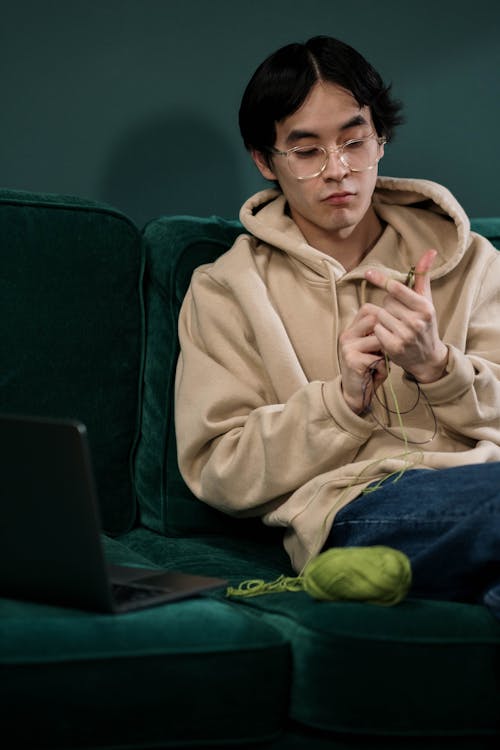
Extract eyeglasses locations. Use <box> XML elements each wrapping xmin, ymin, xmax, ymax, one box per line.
<box><xmin>269</xmin><ymin>133</ymin><xmax>386</xmax><ymax>180</ymax></box>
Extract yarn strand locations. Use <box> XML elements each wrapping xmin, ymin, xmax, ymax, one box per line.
<box><xmin>226</xmin><ymin>575</ymin><xmax>304</xmax><ymax>598</ymax></box>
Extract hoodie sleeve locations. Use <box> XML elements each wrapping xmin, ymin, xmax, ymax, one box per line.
<box><xmin>418</xmin><ymin>249</ymin><xmax>500</xmax><ymax>444</ymax></box>
<box><xmin>175</xmin><ymin>268</ymin><xmax>374</xmax><ymax>516</ymax></box>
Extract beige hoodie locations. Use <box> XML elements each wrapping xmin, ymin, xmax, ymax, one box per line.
<box><xmin>175</xmin><ymin>177</ymin><xmax>500</xmax><ymax>572</ymax></box>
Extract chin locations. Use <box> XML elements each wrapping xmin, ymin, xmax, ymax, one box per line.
<box><xmin>324</xmin><ymin>214</ymin><xmax>358</xmax><ymax>233</ymax></box>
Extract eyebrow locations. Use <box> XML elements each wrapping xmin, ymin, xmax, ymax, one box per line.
<box><xmin>339</xmin><ymin>114</ymin><xmax>369</xmax><ymax>131</ymax></box>
<box><xmin>285</xmin><ymin>114</ymin><xmax>369</xmax><ymax>145</ymax></box>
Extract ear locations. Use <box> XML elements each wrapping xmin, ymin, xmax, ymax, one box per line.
<box><xmin>251</xmin><ymin>149</ymin><xmax>277</xmax><ymax>181</ymax></box>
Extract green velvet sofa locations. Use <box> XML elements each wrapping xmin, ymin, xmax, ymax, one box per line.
<box><xmin>1</xmin><ymin>187</ymin><xmax>499</xmax><ymax>750</ymax></box>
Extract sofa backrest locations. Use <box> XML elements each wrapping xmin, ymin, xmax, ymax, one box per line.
<box><xmin>0</xmin><ymin>189</ymin><xmax>144</xmax><ymax>534</ymax></box>
<box><xmin>135</xmin><ymin>215</ymin><xmax>257</xmax><ymax>537</ymax></box>
<box><xmin>471</xmin><ymin>218</ymin><xmax>500</xmax><ymax>248</ymax></box>
<box><xmin>3</xmin><ymin>188</ymin><xmax>498</xmax><ymax>541</ymax></box>
<box><xmin>135</xmin><ymin>214</ymin><xmax>500</xmax><ymax>538</ymax></box>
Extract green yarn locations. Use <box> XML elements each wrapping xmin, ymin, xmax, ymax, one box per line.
<box><xmin>302</xmin><ymin>546</ymin><xmax>411</xmax><ymax>606</ymax></box>
<box><xmin>226</xmin><ymin>546</ymin><xmax>412</xmax><ymax>606</ymax></box>
<box><xmin>226</xmin><ymin>575</ymin><xmax>304</xmax><ymax>598</ymax></box>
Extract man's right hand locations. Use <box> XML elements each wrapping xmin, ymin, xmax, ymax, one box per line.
<box><xmin>338</xmin><ymin>307</ymin><xmax>388</xmax><ymax>414</ymax></box>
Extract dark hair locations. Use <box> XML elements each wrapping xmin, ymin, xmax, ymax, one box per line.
<box><xmin>239</xmin><ymin>36</ymin><xmax>404</xmax><ymax>155</ymax></box>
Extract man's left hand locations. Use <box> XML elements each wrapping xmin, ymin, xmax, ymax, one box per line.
<box><xmin>364</xmin><ymin>249</ymin><xmax>448</xmax><ymax>383</ymax></box>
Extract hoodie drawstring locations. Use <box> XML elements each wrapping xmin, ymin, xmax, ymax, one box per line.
<box><xmin>324</xmin><ymin>261</ymin><xmax>342</xmax><ymax>376</ymax></box>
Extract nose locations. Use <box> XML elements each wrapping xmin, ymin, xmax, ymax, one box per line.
<box><xmin>322</xmin><ymin>148</ymin><xmax>349</xmax><ymax>181</ymax></box>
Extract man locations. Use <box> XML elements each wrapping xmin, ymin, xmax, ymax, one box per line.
<box><xmin>175</xmin><ymin>36</ymin><xmax>500</xmax><ymax>615</ymax></box>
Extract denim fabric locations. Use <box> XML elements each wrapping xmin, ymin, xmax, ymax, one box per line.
<box><xmin>327</xmin><ymin>463</ymin><xmax>500</xmax><ymax>616</ymax></box>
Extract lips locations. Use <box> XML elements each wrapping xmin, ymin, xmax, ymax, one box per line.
<box><xmin>322</xmin><ymin>191</ymin><xmax>355</xmax><ymax>206</ymax></box>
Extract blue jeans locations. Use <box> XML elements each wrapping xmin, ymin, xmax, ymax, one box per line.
<box><xmin>326</xmin><ymin>463</ymin><xmax>500</xmax><ymax>618</ymax></box>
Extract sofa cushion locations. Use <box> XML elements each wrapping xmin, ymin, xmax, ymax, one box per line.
<box><xmin>0</xmin><ymin>534</ymin><xmax>290</xmax><ymax>749</ymax></box>
<box><xmin>230</xmin><ymin>591</ymin><xmax>500</xmax><ymax>737</ymax></box>
<box><xmin>0</xmin><ymin>189</ymin><xmax>144</xmax><ymax>534</ymax></box>
<box><xmin>120</xmin><ymin>525</ymin><xmax>294</xmax><ymax>584</ymax></box>
<box><xmin>135</xmin><ymin>215</ymin><xmax>248</xmax><ymax>536</ymax></box>
<box><xmin>121</xmin><ymin>528</ymin><xmax>500</xmax><ymax>738</ymax></box>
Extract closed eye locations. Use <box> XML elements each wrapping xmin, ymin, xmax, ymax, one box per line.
<box><xmin>343</xmin><ymin>139</ymin><xmax>366</xmax><ymax>150</ymax></box>
<box><xmin>294</xmin><ymin>146</ymin><xmax>323</xmax><ymax>159</ymax></box>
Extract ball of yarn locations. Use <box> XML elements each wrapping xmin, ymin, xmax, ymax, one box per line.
<box><xmin>302</xmin><ymin>546</ymin><xmax>412</xmax><ymax>606</ymax></box>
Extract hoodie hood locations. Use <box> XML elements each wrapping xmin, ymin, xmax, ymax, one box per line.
<box><xmin>239</xmin><ymin>176</ymin><xmax>471</xmax><ymax>282</ymax></box>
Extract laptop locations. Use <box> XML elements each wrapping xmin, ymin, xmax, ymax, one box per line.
<box><xmin>0</xmin><ymin>414</ymin><xmax>226</xmax><ymax>613</ymax></box>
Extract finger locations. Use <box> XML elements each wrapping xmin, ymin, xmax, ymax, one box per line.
<box><xmin>365</xmin><ymin>270</ymin><xmax>430</xmax><ymax>316</ymax></box>
<box><xmin>356</xmin><ymin>333</ymin><xmax>384</xmax><ymax>354</ymax></box>
<box><xmin>364</xmin><ymin>269</ymin><xmax>411</xmax><ymax>300</ymax></box>
<box><xmin>365</xmin><ymin>251</ymin><xmax>438</xmax><ymax>298</ymax></box>
<box><xmin>345</xmin><ymin>308</ymin><xmax>378</xmax><ymax>338</ymax></box>
<box><xmin>364</xmin><ymin>268</ymin><xmax>391</xmax><ymax>291</ymax></box>
<box><xmin>413</xmin><ymin>249</ymin><xmax>438</xmax><ymax>296</ymax></box>
<box><xmin>373</xmin><ymin>321</ymin><xmax>405</xmax><ymax>356</ymax></box>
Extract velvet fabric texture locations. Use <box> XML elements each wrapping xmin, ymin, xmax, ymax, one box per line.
<box><xmin>135</xmin><ymin>215</ymin><xmax>248</xmax><ymax>535</ymax></box>
<box><xmin>2</xmin><ymin>191</ymin><xmax>499</xmax><ymax>749</ymax></box>
<box><xmin>233</xmin><ymin>593</ymin><xmax>500</xmax><ymax>736</ymax></box>
<box><xmin>0</xmin><ymin>190</ymin><xmax>144</xmax><ymax>533</ymax></box>
<box><xmin>123</xmin><ymin>527</ymin><xmax>500</xmax><ymax>739</ymax></box>
<box><xmin>0</xmin><ymin>534</ymin><xmax>291</xmax><ymax>748</ymax></box>
<box><xmin>1</xmin><ymin>551</ymin><xmax>290</xmax><ymax>748</ymax></box>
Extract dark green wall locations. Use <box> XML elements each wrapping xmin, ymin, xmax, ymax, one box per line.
<box><xmin>0</xmin><ymin>0</ymin><xmax>498</xmax><ymax>227</ymax></box>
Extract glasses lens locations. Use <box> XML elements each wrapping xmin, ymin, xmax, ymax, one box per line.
<box><xmin>342</xmin><ymin>138</ymin><xmax>381</xmax><ymax>172</ymax></box>
<box><xmin>288</xmin><ymin>146</ymin><xmax>326</xmax><ymax>179</ymax></box>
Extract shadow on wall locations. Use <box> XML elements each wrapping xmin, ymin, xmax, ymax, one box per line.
<box><xmin>98</xmin><ymin>112</ymin><xmax>244</xmax><ymax>228</ymax></box>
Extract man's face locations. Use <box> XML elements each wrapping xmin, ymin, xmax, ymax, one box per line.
<box><xmin>252</xmin><ymin>81</ymin><xmax>383</xmax><ymax>248</ymax></box>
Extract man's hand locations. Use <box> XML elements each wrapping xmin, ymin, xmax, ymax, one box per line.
<box><xmin>364</xmin><ymin>249</ymin><xmax>448</xmax><ymax>383</ymax></box>
<box><xmin>338</xmin><ymin>307</ymin><xmax>389</xmax><ymax>414</ymax></box>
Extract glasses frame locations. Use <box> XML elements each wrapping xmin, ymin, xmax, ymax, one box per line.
<box><xmin>269</xmin><ymin>133</ymin><xmax>387</xmax><ymax>180</ymax></box>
